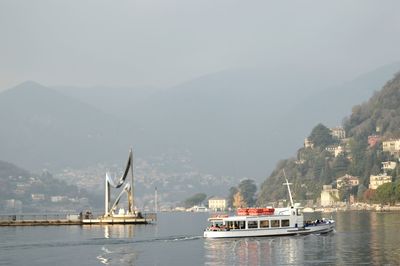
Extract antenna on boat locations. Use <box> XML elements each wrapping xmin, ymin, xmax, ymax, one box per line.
<box><xmin>282</xmin><ymin>169</ymin><xmax>294</xmax><ymax>207</ymax></box>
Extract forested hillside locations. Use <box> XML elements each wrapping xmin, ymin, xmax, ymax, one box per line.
<box><xmin>257</xmin><ymin>72</ymin><xmax>400</xmax><ymax>205</ymax></box>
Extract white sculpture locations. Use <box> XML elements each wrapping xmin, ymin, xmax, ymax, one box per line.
<box><xmin>104</xmin><ymin>149</ymin><xmax>135</xmax><ymax>217</ymax></box>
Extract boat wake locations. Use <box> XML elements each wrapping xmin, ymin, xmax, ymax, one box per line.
<box><xmin>94</xmin><ymin>235</ymin><xmax>202</xmax><ymax>265</ymax></box>
<box><xmin>1</xmin><ymin>234</ymin><xmax>202</xmax><ymax>251</ymax></box>
<box><xmin>156</xmin><ymin>235</ymin><xmax>202</xmax><ymax>242</ymax></box>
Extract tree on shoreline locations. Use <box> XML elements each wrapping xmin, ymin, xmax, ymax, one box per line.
<box><xmin>183</xmin><ymin>193</ymin><xmax>207</xmax><ymax>208</ymax></box>
<box><xmin>228</xmin><ymin>179</ymin><xmax>257</xmax><ymax>209</ymax></box>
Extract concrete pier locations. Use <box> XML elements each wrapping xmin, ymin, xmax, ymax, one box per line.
<box><xmin>0</xmin><ymin>213</ymin><xmax>156</xmax><ymax>226</ymax></box>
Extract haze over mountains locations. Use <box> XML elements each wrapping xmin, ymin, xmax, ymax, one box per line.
<box><xmin>0</xmin><ymin>81</ymin><xmax>133</xmax><ymax>169</ymax></box>
<box><xmin>1</xmin><ymin>63</ymin><xmax>400</xmax><ymax>180</ymax></box>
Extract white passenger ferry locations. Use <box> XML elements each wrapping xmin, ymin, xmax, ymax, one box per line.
<box><xmin>204</xmin><ymin>179</ymin><xmax>335</xmax><ymax>238</ymax></box>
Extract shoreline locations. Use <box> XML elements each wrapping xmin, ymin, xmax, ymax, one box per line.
<box><xmin>310</xmin><ymin>204</ymin><xmax>400</xmax><ymax>213</ymax></box>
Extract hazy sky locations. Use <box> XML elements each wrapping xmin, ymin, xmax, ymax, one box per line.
<box><xmin>1</xmin><ymin>0</ymin><xmax>400</xmax><ymax>90</ymax></box>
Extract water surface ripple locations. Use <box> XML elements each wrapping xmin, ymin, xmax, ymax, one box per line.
<box><xmin>0</xmin><ymin>212</ymin><xmax>399</xmax><ymax>265</ymax></box>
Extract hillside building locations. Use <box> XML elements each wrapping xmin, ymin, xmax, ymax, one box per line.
<box><xmin>369</xmin><ymin>173</ymin><xmax>392</xmax><ymax>190</ymax></box>
<box><xmin>31</xmin><ymin>194</ymin><xmax>45</xmax><ymax>201</ymax></box>
<box><xmin>382</xmin><ymin>139</ymin><xmax>400</xmax><ymax>156</ymax></box>
<box><xmin>50</xmin><ymin>196</ymin><xmax>67</xmax><ymax>202</ymax></box>
<box><xmin>208</xmin><ymin>197</ymin><xmax>227</xmax><ymax>212</ymax></box>
<box><xmin>325</xmin><ymin>145</ymin><xmax>344</xmax><ymax>157</ymax></box>
<box><xmin>330</xmin><ymin>127</ymin><xmax>346</xmax><ymax>139</ymax></box>
<box><xmin>382</xmin><ymin>161</ymin><xmax>397</xmax><ymax>172</ymax></box>
<box><xmin>304</xmin><ymin>138</ymin><xmax>314</xmax><ymax>149</ymax></box>
<box><xmin>320</xmin><ymin>185</ymin><xmax>339</xmax><ymax>207</ymax></box>
<box><xmin>336</xmin><ymin>174</ymin><xmax>359</xmax><ymax>189</ymax></box>
<box><xmin>295</xmin><ymin>159</ymin><xmax>305</xmax><ymax>165</ymax></box>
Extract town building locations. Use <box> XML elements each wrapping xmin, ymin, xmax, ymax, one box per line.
<box><xmin>187</xmin><ymin>205</ymin><xmax>208</xmax><ymax>212</ymax></box>
<box><xmin>208</xmin><ymin>196</ymin><xmax>227</xmax><ymax>212</ymax></box>
<box><xmin>369</xmin><ymin>173</ymin><xmax>392</xmax><ymax>190</ymax></box>
<box><xmin>31</xmin><ymin>194</ymin><xmax>45</xmax><ymax>201</ymax></box>
<box><xmin>382</xmin><ymin>139</ymin><xmax>400</xmax><ymax>156</ymax></box>
<box><xmin>5</xmin><ymin>199</ymin><xmax>22</xmax><ymax>211</ymax></box>
<box><xmin>330</xmin><ymin>127</ymin><xmax>346</xmax><ymax>139</ymax></box>
<box><xmin>336</xmin><ymin>174</ymin><xmax>359</xmax><ymax>189</ymax></box>
<box><xmin>325</xmin><ymin>145</ymin><xmax>344</xmax><ymax>157</ymax></box>
<box><xmin>368</xmin><ymin>135</ymin><xmax>380</xmax><ymax>147</ymax></box>
<box><xmin>320</xmin><ymin>185</ymin><xmax>339</xmax><ymax>207</ymax></box>
<box><xmin>304</xmin><ymin>138</ymin><xmax>314</xmax><ymax>149</ymax></box>
<box><xmin>382</xmin><ymin>161</ymin><xmax>397</xmax><ymax>172</ymax></box>
<box><xmin>50</xmin><ymin>196</ymin><xmax>67</xmax><ymax>202</ymax></box>
<box><xmin>295</xmin><ymin>159</ymin><xmax>305</xmax><ymax>165</ymax></box>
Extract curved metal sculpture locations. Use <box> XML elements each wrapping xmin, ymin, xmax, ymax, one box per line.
<box><xmin>104</xmin><ymin>149</ymin><xmax>135</xmax><ymax>217</ymax></box>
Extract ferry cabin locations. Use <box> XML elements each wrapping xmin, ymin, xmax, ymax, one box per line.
<box><xmin>209</xmin><ymin>207</ymin><xmax>304</xmax><ymax>231</ymax></box>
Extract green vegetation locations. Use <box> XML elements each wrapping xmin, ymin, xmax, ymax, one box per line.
<box><xmin>228</xmin><ymin>179</ymin><xmax>257</xmax><ymax>208</ymax></box>
<box><xmin>374</xmin><ymin>182</ymin><xmax>400</xmax><ymax>205</ymax></box>
<box><xmin>227</xmin><ymin>187</ymin><xmax>238</xmax><ymax>208</ymax></box>
<box><xmin>257</xmin><ymin>72</ymin><xmax>400</xmax><ymax>205</ymax></box>
<box><xmin>183</xmin><ymin>193</ymin><xmax>207</xmax><ymax>208</ymax></box>
<box><xmin>309</xmin><ymin>123</ymin><xmax>337</xmax><ymax>148</ymax></box>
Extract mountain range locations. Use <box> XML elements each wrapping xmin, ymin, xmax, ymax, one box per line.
<box><xmin>1</xmin><ymin>62</ymin><xmax>400</xmax><ymax>180</ymax></box>
<box><xmin>0</xmin><ymin>81</ymin><xmax>133</xmax><ymax>169</ymax></box>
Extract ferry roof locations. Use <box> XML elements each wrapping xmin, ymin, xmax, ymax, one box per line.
<box><xmin>209</xmin><ymin>214</ymin><xmax>294</xmax><ymax>222</ymax></box>
<box><xmin>223</xmin><ymin>214</ymin><xmax>293</xmax><ymax>221</ymax></box>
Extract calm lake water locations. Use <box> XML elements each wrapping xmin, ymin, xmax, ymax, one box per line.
<box><xmin>0</xmin><ymin>211</ymin><xmax>400</xmax><ymax>265</ymax></box>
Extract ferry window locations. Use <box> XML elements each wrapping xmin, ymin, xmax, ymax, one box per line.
<box><xmin>234</xmin><ymin>221</ymin><xmax>238</xmax><ymax>229</ymax></box>
<box><xmin>281</xmin><ymin>219</ymin><xmax>290</xmax><ymax>227</ymax></box>
<box><xmin>213</xmin><ymin>221</ymin><xmax>223</xmax><ymax>227</ymax></box>
<box><xmin>297</xmin><ymin>209</ymin><xmax>302</xmax><ymax>216</ymax></box>
<box><xmin>236</xmin><ymin>221</ymin><xmax>245</xmax><ymax>229</ymax></box>
<box><xmin>260</xmin><ymin>220</ymin><xmax>269</xmax><ymax>228</ymax></box>
<box><xmin>271</xmin><ymin>220</ymin><xmax>280</xmax><ymax>228</ymax></box>
<box><xmin>227</xmin><ymin>221</ymin><xmax>234</xmax><ymax>229</ymax></box>
<box><xmin>247</xmin><ymin>221</ymin><xmax>258</xmax><ymax>229</ymax></box>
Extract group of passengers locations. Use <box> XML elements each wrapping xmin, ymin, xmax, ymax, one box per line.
<box><xmin>305</xmin><ymin>219</ymin><xmax>325</xmax><ymax>226</ymax></box>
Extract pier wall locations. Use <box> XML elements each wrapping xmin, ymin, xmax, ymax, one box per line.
<box><xmin>0</xmin><ymin>212</ymin><xmax>157</xmax><ymax>226</ymax></box>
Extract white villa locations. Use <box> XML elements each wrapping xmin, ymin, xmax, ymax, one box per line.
<box><xmin>382</xmin><ymin>139</ymin><xmax>400</xmax><ymax>156</ymax></box>
<box><xmin>336</xmin><ymin>174</ymin><xmax>359</xmax><ymax>189</ymax></box>
<box><xmin>369</xmin><ymin>173</ymin><xmax>392</xmax><ymax>190</ymax></box>
<box><xmin>382</xmin><ymin>161</ymin><xmax>397</xmax><ymax>172</ymax></box>
<box><xmin>208</xmin><ymin>197</ymin><xmax>227</xmax><ymax>212</ymax></box>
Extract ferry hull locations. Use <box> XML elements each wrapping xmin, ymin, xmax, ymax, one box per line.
<box><xmin>204</xmin><ymin>222</ymin><xmax>335</xmax><ymax>238</ymax></box>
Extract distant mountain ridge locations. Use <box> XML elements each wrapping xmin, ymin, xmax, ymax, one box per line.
<box><xmin>130</xmin><ymin>63</ymin><xmax>400</xmax><ymax>178</ymax></box>
<box><xmin>1</xmin><ymin>63</ymin><xmax>400</xmax><ymax>179</ymax></box>
<box><xmin>0</xmin><ymin>160</ymin><xmax>30</xmax><ymax>178</ymax></box>
<box><xmin>0</xmin><ymin>81</ymin><xmax>133</xmax><ymax>170</ymax></box>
